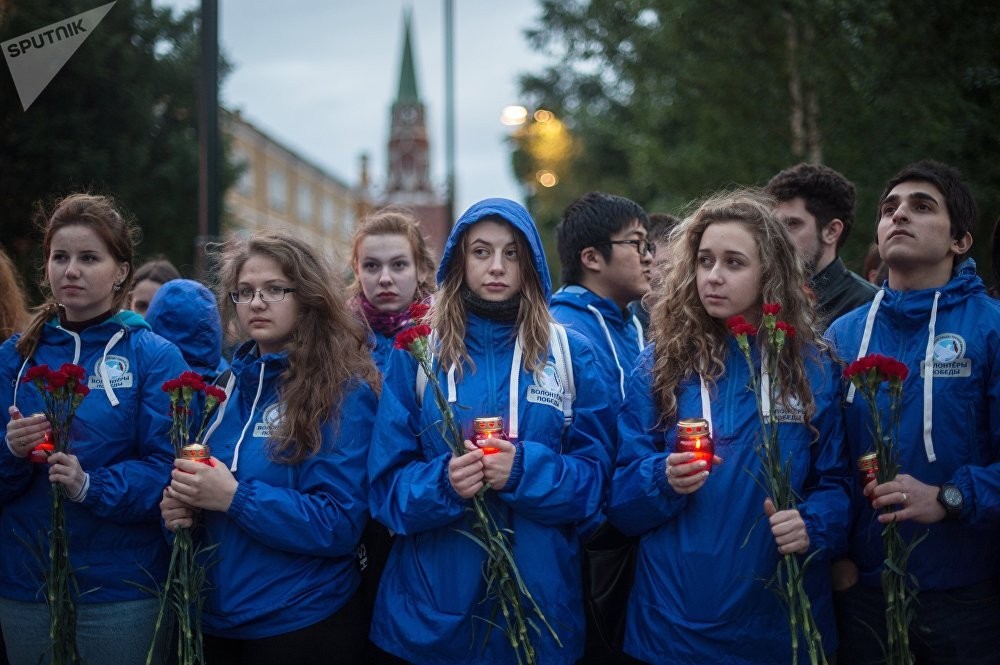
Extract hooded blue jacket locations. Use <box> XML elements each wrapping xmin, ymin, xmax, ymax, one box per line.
<box><xmin>0</xmin><ymin>312</ymin><xmax>188</xmax><ymax>603</ymax></box>
<box><xmin>145</xmin><ymin>278</ymin><xmax>229</xmax><ymax>382</ymax></box>
<box><xmin>826</xmin><ymin>259</ymin><xmax>1000</xmax><ymax>591</ymax></box>
<box><xmin>198</xmin><ymin>341</ymin><xmax>376</xmax><ymax>639</ymax></box>
<box><xmin>550</xmin><ymin>284</ymin><xmax>645</xmax><ymax>404</ymax></box>
<box><xmin>368</xmin><ymin>198</ymin><xmax>615</xmax><ymax>665</ymax></box>
<box><xmin>609</xmin><ymin>340</ymin><xmax>850</xmax><ymax>663</ymax></box>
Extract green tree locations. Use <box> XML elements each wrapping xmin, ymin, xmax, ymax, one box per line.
<box><xmin>516</xmin><ymin>0</ymin><xmax>1000</xmax><ymax>272</ymax></box>
<box><xmin>0</xmin><ymin>0</ymin><xmax>236</xmax><ymax>299</ymax></box>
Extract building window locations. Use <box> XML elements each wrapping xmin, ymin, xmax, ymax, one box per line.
<box><xmin>298</xmin><ymin>182</ymin><xmax>313</xmax><ymax>223</ymax></box>
<box><xmin>321</xmin><ymin>197</ymin><xmax>334</xmax><ymax>232</ymax></box>
<box><xmin>267</xmin><ymin>166</ymin><xmax>286</xmax><ymax>212</ymax></box>
<box><xmin>234</xmin><ymin>148</ymin><xmax>253</xmax><ymax>196</ymax></box>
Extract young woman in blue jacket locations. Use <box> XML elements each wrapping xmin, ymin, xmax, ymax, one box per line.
<box><xmin>0</xmin><ymin>193</ymin><xmax>188</xmax><ymax>665</ymax></box>
<box><xmin>349</xmin><ymin>208</ymin><xmax>436</xmax><ymax>371</ymax></box>
<box><xmin>368</xmin><ymin>198</ymin><xmax>615</xmax><ymax>665</ymax></box>
<box><xmin>161</xmin><ymin>231</ymin><xmax>380</xmax><ymax>665</ymax></box>
<box><xmin>609</xmin><ymin>190</ymin><xmax>850</xmax><ymax>664</ymax></box>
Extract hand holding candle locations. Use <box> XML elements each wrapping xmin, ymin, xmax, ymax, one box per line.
<box><xmin>674</xmin><ymin>418</ymin><xmax>714</xmax><ymax>475</ymax></box>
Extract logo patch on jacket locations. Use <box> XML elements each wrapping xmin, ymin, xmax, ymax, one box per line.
<box><xmin>526</xmin><ymin>363</ymin><xmax>564</xmax><ymax>410</ymax></box>
<box><xmin>770</xmin><ymin>394</ymin><xmax>805</xmax><ymax>423</ymax></box>
<box><xmin>920</xmin><ymin>333</ymin><xmax>971</xmax><ymax>378</ymax></box>
<box><xmin>253</xmin><ymin>403</ymin><xmax>284</xmax><ymax>437</ymax></box>
<box><xmin>87</xmin><ymin>355</ymin><xmax>133</xmax><ymax>389</ymax></box>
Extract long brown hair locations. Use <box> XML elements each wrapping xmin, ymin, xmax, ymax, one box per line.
<box><xmin>17</xmin><ymin>193</ymin><xmax>138</xmax><ymax>359</ymax></box>
<box><xmin>0</xmin><ymin>246</ymin><xmax>29</xmax><ymax>339</ymax></box>
<box><xmin>647</xmin><ymin>189</ymin><xmax>822</xmax><ymax>428</ymax></box>
<box><xmin>431</xmin><ymin>217</ymin><xmax>552</xmax><ymax>378</ymax></box>
<box><xmin>217</xmin><ymin>231</ymin><xmax>380</xmax><ymax>464</ymax></box>
<box><xmin>348</xmin><ymin>207</ymin><xmax>437</xmax><ymax>300</ymax></box>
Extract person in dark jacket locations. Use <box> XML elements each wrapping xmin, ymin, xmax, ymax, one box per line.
<box><xmin>767</xmin><ymin>163</ymin><xmax>877</xmax><ymax>330</ymax></box>
<box><xmin>368</xmin><ymin>198</ymin><xmax>615</xmax><ymax>664</ymax></box>
<box><xmin>827</xmin><ymin>160</ymin><xmax>1000</xmax><ymax>664</ymax></box>
<box><xmin>0</xmin><ymin>193</ymin><xmax>187</xmax><ymax>665</ymax></box>
<box><xmin>610</xmin><ymin>189</ymin><xmax>849</xmax><ymax>664</ymax></box>
<box><xmin>161</xmin><ymin>231</ymin><xmax>380</xmax><ymax>665</ymax></box>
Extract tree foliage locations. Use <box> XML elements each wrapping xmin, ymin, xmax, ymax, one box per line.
<box><xmin>0</xmin><ymin>0</ymin><xmax>236</xmax><ymax>300</ymax></box>
<box><xmin>515</xmin><ymin>0</ymin><xmax>1000</xmax><ymax>273</ymax></box>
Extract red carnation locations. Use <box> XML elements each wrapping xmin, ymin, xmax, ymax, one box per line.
<box><xmin>73</xmin><ymin>383</ymin><xmax>90</xmax><ymax>397</ymax></box>
<box><xmin>46</xmin><ymin>371</ymin><xmax>68</xmax><ymax>390</ymax></box>
<box><xmin>23</xmin><ymin>364</ymin><xmax>50</xmax><ymax>383</ymax></box>
<box><xmin>409</xmin><ymin>301</ymin><xmax>431</xmax><ymax>321</ymax></box>
<box><xmin>394</xmin><ymin>324</ymin><xmax>432</xmax><ymax>350</ymax></box>
<box><xmin>205</xmin><ymin>385</ymin><xmax>227</xmax><ymax>403</ymax></box>
<box><xmin>762</xmin><ymin>303</ymin><xmax>782</xmax><ymax>316</ymax></box>
<box><xmin>726</xmin><ymin>315</ymin><xmax>756</xmax><ymax>338</ymax></box>
<box><xmin>59</xmin><ymin>363</ymin><xmax>86</xmax><ymax>382</ymax></box>
<box><xmin>178</xmin><ymin>371</ymin><xmax>207</xmax><ymax>391</ymax></box>
<box><xmin>775</xmin><ymin>321</ymin><xmax>796</xmax><ymax>338</ymax></box>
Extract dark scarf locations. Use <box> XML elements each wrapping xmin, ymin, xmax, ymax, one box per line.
<box><xmin>60</xmin><ymin>309</ymin><xmax>114</xmax><ymax>334</ymax></box>
<box><xmin>462</xmin><ymin>285</ymin><xmax>521</xmax><ymax>323</ymax></box>
<box><xmin>355</xmin><ymin>293</ymin><xmax>415</xmax><ymax>337</ymax></box>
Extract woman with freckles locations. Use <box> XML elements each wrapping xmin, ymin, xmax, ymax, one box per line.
<box><xmin>609</xmin><ymin>190</ymin><xmax>850</xmax><ymax>664</ymax></box>
<box><xmin>161</xmin><ymin>231</ymin><xmax>379</xmax><ymax>665</ymax></box>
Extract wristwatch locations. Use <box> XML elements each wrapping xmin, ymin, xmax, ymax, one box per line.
<box><xmin>936</xmin><ymin>483</ymin><xmax>964</xmax><ymax>520</ymax></box>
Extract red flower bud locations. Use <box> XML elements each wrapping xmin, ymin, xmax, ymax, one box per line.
<box><xmin>58</xmin><ymin>363</ymin><xmax>86</xmax><ymax>382</ymax></box>
<box><xmin>394</xmin><ymin>324</ymin><xmax>432</xmax><ymax>350</ymax></box>
<box><xmin>23</xmin><ymin>364</ymin><xmax>51</xmax><ymax>383</ymax></box>
<box><xmin>775</xmin><ymin>321</ymin><xmax>796</xmax><ymax>338</ymax></box>
<box><xmin>408</xmin><ymin>301</ymin><xmax>431</xmax><ymax>321</ymax></box>
<box><xmin>762</xmin><ymin>303</ymin><xmax>782</xmax><ymax>316</ymax></box>
<box><xmin>205</xmin><ymin>385</ymin><xmax>227</xmax><ymax>403</ymax></box>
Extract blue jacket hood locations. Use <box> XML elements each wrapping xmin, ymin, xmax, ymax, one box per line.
<box><xmin>437</xmin><ymin>198</ymin><xmax>552</xmax><ymax>301</ymax></box>
<box><xmin>145</xmin><ymin>279</ymin><xmax>227</xmax><ymax>378</ymax></box>
<box><xmin>877</xmin><ymin>258</ymin><xmax>984</xmax><ymax>324</ymax></box>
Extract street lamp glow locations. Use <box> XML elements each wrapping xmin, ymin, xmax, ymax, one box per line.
<box><xmin>533</xmin><ymin>109</ymin><xmax>554</xmax><ymax>123</ymax></box>
<box><xmin>500</xmin><ymin>105</ymin><xmax>528</xmax><ymax>126</ymax></box>
<box><xmin>536</xmin><ymin>170</ymin><xmax>558</xmax><ymax>188</ymax></box>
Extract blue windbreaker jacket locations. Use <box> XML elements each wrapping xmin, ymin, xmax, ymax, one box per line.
<box><xmin>145</xmin><ymin>278</ymin><xmax>229</xmax><ymax>381</ymax></box>
<box><xmin>0</xmin><ymin>312</ymin><xmax>188</xmax><ymax>603</ymax></box>
<box><xmin>198</xmin><ymin>342</ymin><xmax>376</xmax><ymax>639</ymax></box>
<box><xmin>550</xmin><ymin>284</ymin><xmax>645</xmax><ymax>405</ymax></box>
<box><xmin>826</xmin><ymin>259</ymin><xmax>1000</xmax><ymax>591</ymax></box>
<box><xmin>368</xmin><ymin>198</ymin><xmax>616</xmax><ymax>665</ymax></box>
<box><xmin>609</xmin><ymin>340</ymin><xmax>850</xmax><ymax>664</ymax></box>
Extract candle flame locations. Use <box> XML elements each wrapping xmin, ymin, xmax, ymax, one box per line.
<box><xmin>694</xmin><ymin>437</ymin><xmax>701</xmax><ymax>450</ymax></box>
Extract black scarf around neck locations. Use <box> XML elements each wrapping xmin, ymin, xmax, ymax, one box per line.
<box><xmin>462</xmin><ymin>285</ymin><xmax>521</xmax><ymax>323</ymax></box>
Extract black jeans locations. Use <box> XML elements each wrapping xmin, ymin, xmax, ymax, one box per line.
<box><xmin>835</xmin><ymin>580</ymin><xmax>1000</xmax><ymax>665</ymax></box>
<box><xmin>204</xmin><ymin>590</ymin><xmax>367</xmax><ymax>665</ymax></box>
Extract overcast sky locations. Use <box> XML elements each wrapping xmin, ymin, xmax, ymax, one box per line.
<box><xmin>158</xmin><ymin>0</ymin><xmax>551</xmax><ymax>215</ymax></box>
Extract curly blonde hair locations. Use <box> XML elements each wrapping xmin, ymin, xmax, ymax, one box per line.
<box><xmin>647</xmin><ymin>189</ymin><xmax>823</xmax><ymax>429</ymax></box>
<box><xmin>348</xmin><ymin>207</ymin><xmax>437</xmax><ymax>301</ymax></box>
<box><xmin>431</xmin><ymin>217</ymin><xmax>552</xmax><ymax>378</ymax></box>
<box><xmin>217</xmin><ymin>231</ymin><xmax>380</xmax><ymax>464</ymax></box>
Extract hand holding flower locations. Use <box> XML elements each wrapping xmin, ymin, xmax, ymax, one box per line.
<box><xmin>47</xmin><ymin>451</ymin><xmax>87</xmax><ymax>499</ymax></box>
<box><xmin>169</xmin><ymin>458</ymin><xmax>238</xmax><ymax>512</ymax></box>
<box><xmin>764</xmin><ymin>498</ymin><xmax>810</xmax><ymax>555</ymax></box>
<box><xmin>448</xmin><ymin>443</ymin><xmax>485</xmax><ymax>498</ymax></box>
<box><xmin>160</xmin><ymin>488</ymin><xmax>196</xmax><ymax>532</ymax></box>
<box><xmin>482</xmin><ymin>438</ymin><xmax>516</xmax><ymax>490</ymax></box>
<box><xmin>867</xmin><ymin>474</ymin><xmax>946</xmax><ymax>524</ymax></box>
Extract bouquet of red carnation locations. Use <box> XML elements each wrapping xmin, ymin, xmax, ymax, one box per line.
<box><xmin>844</xmin><ymin>354</ymin><xmax>921</xmax><ymax>665</ymax></box>
<box><xmin>147</xmin><ymin>371</ymin><xmax>226</xmax><ymax>665</ymax></box>
<box><xmin>393</xmin><ymin>302</ymin><xmax>559</xmax><ymax>665</ymax></box>
<box><xmin>729</xmin><ymin>305</ymin><xmax>826</xmax><ymax>665</ymax></box>
<box><xmin>21</xmin><ymin>363</ymin><xmax>90</xmax><ymax>665</ymax></box>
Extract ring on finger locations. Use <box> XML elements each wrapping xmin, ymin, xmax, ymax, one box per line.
<box><xmin>901</xmin><ymin>492</ymin><xmax>908</xmax><ymax>503</ymax></box>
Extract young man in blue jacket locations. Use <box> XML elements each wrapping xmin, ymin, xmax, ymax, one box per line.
<box><xmin>827</xmin><ymin>160</ymin><xmax>1000</xmax><ymax>664</ymax></box>
<box><xmin>551</xmin><ymin>192</ymin><xmax>652</xmax><ymax>404</ymax></box>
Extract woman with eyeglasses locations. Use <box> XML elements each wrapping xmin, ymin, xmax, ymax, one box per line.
<box><xmin>161</xmin><ymin>231</ymin><xmax>380</xmax><ymax>665</ymax></box>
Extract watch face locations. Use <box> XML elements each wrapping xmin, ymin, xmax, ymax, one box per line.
<box><xmin>942</xmin><ymin>485</ymin><xmax>963</xmax><ymax>508</ymax></box>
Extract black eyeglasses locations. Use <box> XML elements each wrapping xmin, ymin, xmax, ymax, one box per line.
<box><xmin>231</xmin><ymin>286</ymin><xmax>296</xmax><ymax>304</ymax></box>
<box><xmin>600</xmin><ymin>239</ymin><xmax>657</xmax><ymax>257</ymax></box>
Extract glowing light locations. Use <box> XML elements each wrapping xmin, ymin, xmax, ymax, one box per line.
<box><xmin>536</xmin><ymin>170</ymin><xmax>558</xmax><ymax>188</ymax></box>
<box><xmin>500</xmin><ymin>105</ymin><xmax>528</xmax><ymax>126</ymax></box>
<box><xmin>533</xmin><ymin>109</ymin><xmax>554</xmax><ymax>123</ymax></box>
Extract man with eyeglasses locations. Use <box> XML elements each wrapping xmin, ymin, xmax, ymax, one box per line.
<box><xmin>551</xmin><ymin>191</ymin><xmax>650</xmax><ymax>664</ymax></box>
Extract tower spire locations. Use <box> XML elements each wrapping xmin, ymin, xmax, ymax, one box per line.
<box><xmin>396</xmin><ymin>9</ymin><xmax>419</xmax><ymax>104</ymax></box>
